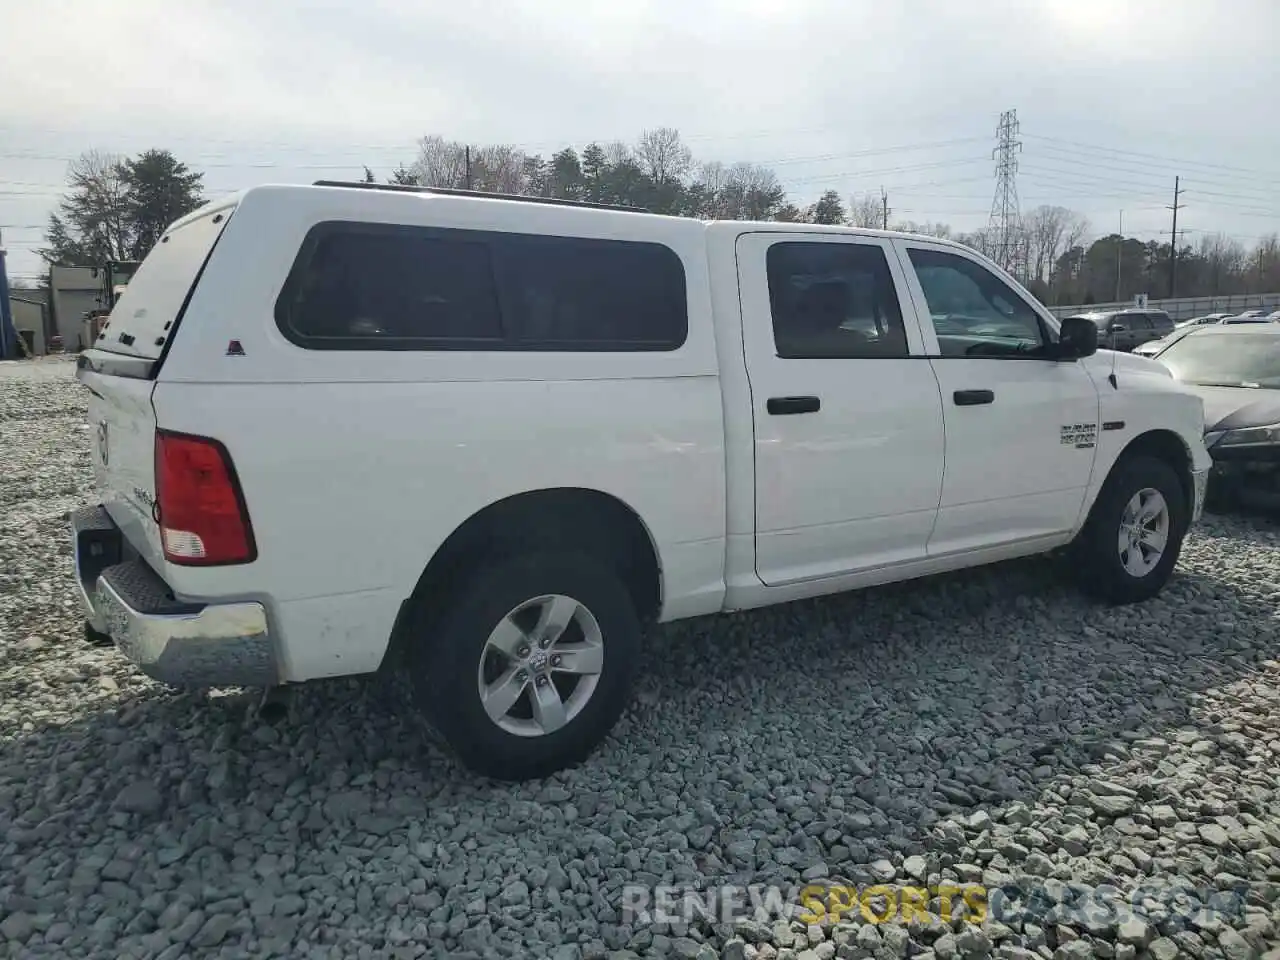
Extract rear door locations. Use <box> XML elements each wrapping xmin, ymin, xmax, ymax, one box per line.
<box><xmin>1132</xmin><ymin>312</ymin><xmax>1159</xmax><ymax>347</ymax></box>
<box><xmin>736</xmin><ymin>231</ymin><xmax>944</xmax><ymax>586</ymax></box>
<box><xmin>1148</xmin><ymin>311</ymin><xmax>1175</xmax><ymax>339</ymax></box>
<box><xmin>1111</xmin><ymin>313</ymin><xmax>1146</xmax><ymax>351</ymax></box>
<box><xmin>77</xmin><ymin>203</ymin><xmax>234</xmax><ymax>570</ymax></box>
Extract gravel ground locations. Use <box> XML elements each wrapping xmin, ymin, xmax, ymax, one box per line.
<box><xmin>4</xmin><ymin>357</ymin><xmax>1280</xmax><ymax>960</ymax></box>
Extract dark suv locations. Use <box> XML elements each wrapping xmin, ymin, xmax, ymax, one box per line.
<box><xmin>1065</xmin><ymin>309</ymin><xmax>1175</xmax><ymax>352</ymax></box>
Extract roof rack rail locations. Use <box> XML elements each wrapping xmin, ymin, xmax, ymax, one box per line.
<box><xmin>312</xmin><ymin>180</ymin><xmax>651</xmax><ymax>214</ymax></box>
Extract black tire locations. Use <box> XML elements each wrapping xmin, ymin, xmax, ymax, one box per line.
<box><xmin>1073</xmin><ymin>454</ymin><xmax>1189</xmax><ymax>604</ymax></box>
<box><xmin>83</xmin><ymin>621</ymin><xmax>113</xmax><ymax>647</ymax></box>
<box><xmin>408</xmin><ymin>550</ymin><xmax>641</xmax><ymax>781</ymax></box>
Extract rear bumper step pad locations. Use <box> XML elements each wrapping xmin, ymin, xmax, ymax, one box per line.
<box><xmin>70</xmin><ymin>505</ymin><xmax>277</xmax><ymax>687</ymax></box>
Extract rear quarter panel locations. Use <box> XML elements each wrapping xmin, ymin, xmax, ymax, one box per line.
<box><xmin>154</xmin><ymin>187</ymin><xmax>728</xmax><ymax>681</ymax></box>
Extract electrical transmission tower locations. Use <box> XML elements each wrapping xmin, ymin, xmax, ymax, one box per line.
<box><xmin>988</xmin><ymin>109</ymin><xmax>1023</xmax><ymax>278</ymax></box>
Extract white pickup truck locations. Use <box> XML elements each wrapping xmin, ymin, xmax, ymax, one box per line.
<box><xmin>72</xmin><ymin>182</ymin><xmax>1211</xmax><ymax>780</ymax></box>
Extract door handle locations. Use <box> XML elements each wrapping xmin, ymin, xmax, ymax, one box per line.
<box><xmin>767</xmin><ymin>396</ymin><xmax>821</xmax><ymax>415</ymax></box>
<box><xmin>953</xmin><ymin>389</ymin><xmax>995</xmax><ymax>406</ymax></box>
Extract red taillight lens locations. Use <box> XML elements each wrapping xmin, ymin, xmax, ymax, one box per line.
<box><xmin>154</xmin><ymin>430</ymin><xmax>256</xmax><ymax>565</ymax></box>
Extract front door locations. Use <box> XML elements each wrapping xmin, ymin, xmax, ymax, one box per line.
<box><xmin>736</xmin><ymin>232</ymin><xmax>945</xmax><ymax>586</ymax></box>
<box><xmin>892</xmin><ymin>240</ymin><xmax>1101</xmax><ymax>555</ymax></box>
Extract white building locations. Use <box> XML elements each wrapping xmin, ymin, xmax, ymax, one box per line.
<box><xmin>49</xmin><ymin>265</ymin><xmax>107</xmax><ymax>350</ymax></box>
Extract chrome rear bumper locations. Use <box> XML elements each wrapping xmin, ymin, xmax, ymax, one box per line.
<box><xmin>71</xmin><ymin>505</ymin><xmax>276</xmax><ymax>687</ymax></box>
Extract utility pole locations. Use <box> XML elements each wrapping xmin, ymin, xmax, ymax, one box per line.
<box><xmin>0</xmin><ymin>227</ymin><xmax>16</xmax><ymax>360</ymax></box>
<box><xmin>988</xmin><ymin>109</ymin><xmax>1023</xmax><ymax>277</ymax></box>
<box><xmin>464</xmin><ymin>145</ymin><xmax>472</xmax><ymax>191</ymax></box>
<box><xmin>1167</xmin><ymin>176</ymin><xmax>1183</xmax><ymax>298</ymax></box>
<box><xmin>881</xmin><ymin>187</ymin><xmax>889</xmax><ymax>230</ymax></box>
<box><xmin>1115</xmin><ymin>210</ymin><xmax>1123</xmax><ymax>301</ymax></box>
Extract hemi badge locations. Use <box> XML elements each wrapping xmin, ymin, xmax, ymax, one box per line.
<box><xmin>1102</xmin><ymin>421</ymin><xmax>1126</xmax><ymax>431</ymax></box>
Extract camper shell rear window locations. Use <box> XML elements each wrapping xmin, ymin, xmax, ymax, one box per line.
<box><xmin>89</xmin><ymin>205</ymin><xmax>234</xmax><ymax>368</ymax></box>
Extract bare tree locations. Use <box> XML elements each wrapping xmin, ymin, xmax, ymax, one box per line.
<box><xmin>689</xmin><ymin>161</ymin><xmax>731</xmax><ymax>218</ymax></box>
<box><xmin>696</xmin><ymin>161</ymin><xmax>730</xmax><ymax>194</ymax></box>
<box><xmin>1024</xmin><ymin>206</ymin><xmax>1061</xmax><ymax>283</ymax></box>
<box><xmin>54</xmin><ymin>150</ymin><xmax>131</xmax><ymax>262</ymax></box>
<box><xmin>470</xmin><ymin>144</ymin><xmax>530</xmax><ymax>194</ymax></box>
<box><xmin>848</xmin><ymin>193</ymin><xmax>883</xmax><ymax>229</ymax></box>
<box><xmin>603</xmin><ymin>140</ymin><xmax>633</xmax><ymax>167</ymax></box>
<box><xmin>1248</xmin><ymin>233</ymin><xmax>1280</xmax><ymax>291</ymax></box>
<box><xmin>955</xmin><ymin>226</ymin><xmax>996</xmax><ymax>258</ymax></box>
<box><xmin>635</xmin><ymin>127</ymin><xmax>692</xmax><ymax>184</ymax></box>
<box><xmin>721</xmin><ymin>163</ymin><xmax>786</xmax><ymax>220</ymax></box>
<box><xmin>1064</xmin><ymin>215</ymin><xmax>1089</xmax><ymax>256</ymax></box>
<box><xmin>1199</xmin><ymin>232</ymin><xmax>1248</xmax><ymax>295</ymax></box>
<box><xmin>1023</xmin><ymin>206</ymin><xmax>1083</xmax><ymax>284</ymax></box>
<box><xmin>411</xmin><ymin>135</ymin><xmax>470</xmax><ymax>189</ymax></box>
<box><xmin>892</xmin><ymin>220</ymin><xmax>953</xmax><ymax>239</ymax></box>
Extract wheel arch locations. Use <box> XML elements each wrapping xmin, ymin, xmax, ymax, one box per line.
<box><xmin>381</xmin><ymin>487</ymin><xmax>664</xmax><ymax>670</ymax></box>
<box><xmin>1117</xmin><ymin>429</ymin><xmax>1194</xmax><ymax>511</ymax></box>
<box><xmin>1088</xmin><ymin>428</ymin><xmax>1195</xmax><ymax>524</ymax></box>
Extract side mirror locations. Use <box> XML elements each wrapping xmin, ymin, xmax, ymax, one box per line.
<box><xmin>1056</xmin><ymin>315</ymin><xmax>1098</xmax><ymax>360</ymax></box>
<box><xmin>1110</xmin><ymin>323</ymin><xmax>1127</xmax><ymax>332</ymax></box>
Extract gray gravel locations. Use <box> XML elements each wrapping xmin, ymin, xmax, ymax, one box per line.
<box><xmin>4</xmin><ymin>356</ymin><xmax>1280</xmax><ymax>960</ymax></box>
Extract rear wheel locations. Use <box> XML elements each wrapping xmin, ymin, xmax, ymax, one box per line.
<box><xmin>408</xmin><ymin>550</ymin><xmax>641</xmax><ymax>781</ymax></box>
<box><xmin>1073</xmin><ymin>454</ymin><xmax>1188</xmax><ymax>604</ymax></box>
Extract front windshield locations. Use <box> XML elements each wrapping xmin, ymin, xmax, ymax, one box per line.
<box><xmin>1157</xmin><ymin>333</ymin><xmax>1280</xmax><ymax>388</ymax></box>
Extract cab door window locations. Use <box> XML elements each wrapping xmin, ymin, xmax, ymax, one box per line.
<box><xmin>905</xmin><ymin>248</ymin><xmax>1051</xmax><ymax>358</ymax></box>
<box><xmin>766</xmin><ymin>241</ymin><xmax>910</xmax><ymax>359</ymax></box>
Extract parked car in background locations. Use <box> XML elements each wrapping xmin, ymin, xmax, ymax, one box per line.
<box><xmin>1175</xmin><ymin>312</ymin><xmax>1233</xmax><ymax>329</ymax></box>
<box><xmin>69</xmin><ymin>182</ymin><xmax>1213</xmax><ymax>780</ymax></box>
<box><xmin>1134</xmin><ymin>326</ymin><xmax>1196</xmax><ymax>357</ymax></box>
<box><xmin>1226</xmin><ymin>310</ymin><xmax>1271</xmax><ymax>322</ymax></box>
<box><xmin>1151</xmin><ymin>324</ymin><xmax>1280</xmax><ymax>511</ymax></box>
<box><xmin>1065</xmin><ymin>308</ymin><xmax>1176</xmax><ymax>352</ymax></box>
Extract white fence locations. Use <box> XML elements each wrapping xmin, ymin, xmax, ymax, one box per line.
<box><xmin>1046</xmin><ymin>292</ymin><xmax>1280</xmax><ymax>322</ymax></box>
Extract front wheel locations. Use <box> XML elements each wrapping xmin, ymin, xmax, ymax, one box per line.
<box><xmin>408</xmin><ymin>550</ymin><xmax>641</xmax><ymax>781</ymax></box>
<box><xmin>1072</xmin><ymin>454</ymin><xmax>1189</xmax><ymax>604</ymax></box>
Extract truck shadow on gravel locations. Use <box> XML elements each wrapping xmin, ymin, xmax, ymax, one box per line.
<box><xmin>1</xmin><ymin>515</ymin><xmax>1277</xmax><ymax>955</ymax></box>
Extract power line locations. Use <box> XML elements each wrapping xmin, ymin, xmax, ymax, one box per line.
<box><xmin>1022</xmin><ymin>132</ymin><xmax>1280</xmax><ymax>181</ymax></box>
<box><xmin>1020</xmin><ymin>170</ymin><xmax>1280</xmax><ymax>218</ymax></box>
<box><xmin>1026</xmin><ymin>140</ymin><xmax>1280</xmax><ymax>193</ymax></box>
<box><xmin>0</xmin><ymin>133</ymin><xmax>989</xmax><ymax>171</ymax></box>
<box><xmin>758</xmin><ymin>136</ymin><xmax>988</xmax><ymax>167</ymax></box>
<box><xmin>1022</xmin><ymin>154</ymin><xmax>1277</xmax><ymax>204</ymax></box>
<box><xmin>0</xmin><ymin>107</ymin><xmax>990</xmax><ymax>153</ymax></box>
<box><xmin>0</xmin><ymin>163</ymin><xmax>996</xmax><ymax>199</ymax></box>
<box><xmin>780</xmin><ymin>156</ymin><xmax>990</xmax><ymax>187</ymax></box>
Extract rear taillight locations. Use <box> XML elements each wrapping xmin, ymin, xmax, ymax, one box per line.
<box><xmin>154</xmin><ymin>430</ymin><xmax>256</xmax><ymax>565</ymax></box>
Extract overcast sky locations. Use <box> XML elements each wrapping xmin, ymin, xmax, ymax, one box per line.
<box><xmin>2</xmin><ymin>0</ymin><xmax>1278</xmax><ymax>279</ymax></box>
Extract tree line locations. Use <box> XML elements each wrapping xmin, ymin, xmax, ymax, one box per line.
<box><xmin>38</xmin><ymin>129</ymin><xmax>1280</xmax><ymax>306</ymax></box>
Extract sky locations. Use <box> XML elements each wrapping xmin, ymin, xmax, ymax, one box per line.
<box><xmin>2</xmin><ymin>0</ymin><xmax>1278</xmax><ymax>281</ymax></box>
